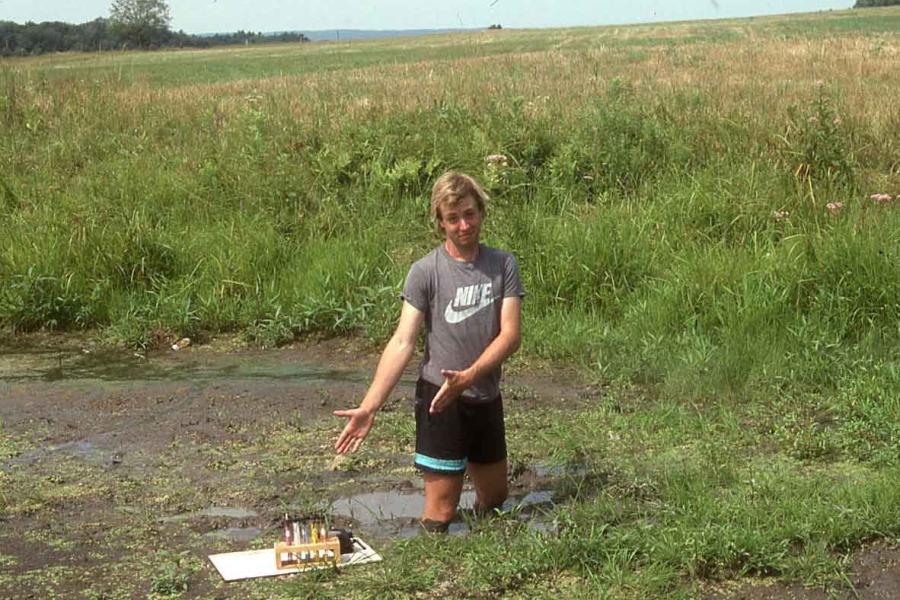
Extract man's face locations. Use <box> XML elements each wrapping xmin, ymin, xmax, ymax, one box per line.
<box><xmin>439</xmin><ymin>195</ymin><xmax>483</xmax><ymax>250</ymax></box>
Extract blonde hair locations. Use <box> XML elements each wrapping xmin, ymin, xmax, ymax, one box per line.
<box><xmin>430</xmin><ymin>171</ymin><xmax>488</xmax><ymax>230</ymax></box>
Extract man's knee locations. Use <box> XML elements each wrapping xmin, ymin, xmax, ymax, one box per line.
<box><xmin>422</xmin><ymin>472</ymin><xmax>463</xmax><ymax>523</ymax></box>
<box><xmin>423</xmin><ymin>492</ymin><xmax>459</xmax><ymax>523</ymax></box>
<box><xmin>475</xmin><ymin>485</ymin><xmax>508</xmax><ymax>514</ymax></box>
<box><xmin>469</xmin><ymin>459</ymin><xmax>508</xmax><ymax>512</ymax></box>
<box><xmin>419</xmin><ymin>518</ymin><xmax>451</xmax><ymax>534</ymax></box>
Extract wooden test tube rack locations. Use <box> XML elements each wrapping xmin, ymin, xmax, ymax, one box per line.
<box><xmin>274</xmin><ymin>537</ymin><xmax>342</xmax><ymax>570</ymax></box>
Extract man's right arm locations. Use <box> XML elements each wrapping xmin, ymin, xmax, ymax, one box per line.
<box><xmin>333</xmin><ymin>301</ymin><xmax>424</xmax><ymax>454</ymax></box>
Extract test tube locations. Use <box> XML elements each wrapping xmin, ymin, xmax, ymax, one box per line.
<box><xmin>281</xmin><ymin>514</ymin><xmax>293</xmax><ymax>563</ymax></box>
<box><xmin>283</xmin><ymin>514</ymin><xmax>293</xmax><ymax>544</ymax></box>
<box><xmin>301</xmin><ymin>521</ymin><xmax>310</xmax><ymax>561</ymax></box>
<box><xmin>319</xmin><ymin>523</ymin><xmax>328</xmax><ymax>559</ymax></box>
<box><xmin>293</xmin><ymin>520</ymin><xmax>302</xmax><ymax>561</ymax></box>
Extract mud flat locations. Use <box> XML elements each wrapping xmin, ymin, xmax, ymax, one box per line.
<box><xmin>1</xmin><ymin>337</ymin><xmax>896</xmax><ymax>598</ymax></box>
<box><xmin>0</xmin><ymin>337</ymin><xmax>591</xmax><ymax>598</ymax></box>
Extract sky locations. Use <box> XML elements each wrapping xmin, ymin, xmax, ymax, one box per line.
<box><xmin>1</xmin><ymin>1</ymin><xmax>854</xmax><ymax>34</ymax></box>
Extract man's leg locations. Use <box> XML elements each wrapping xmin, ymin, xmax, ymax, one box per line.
<box><xmin>467</xmin><ymin>458</ymin><xmax>508</xmax><ymax>514</ymax></box>
<box><xmin>422</xmin><ymin>471</ymin><xmax>465</xmax><ymax>529</ymax></box>
<box><xmin>463</xmin><ymin>394</ymin><xmax>508</xmax><ymax>515</ymax></box>
<box><xmin>415</xmin><ymin>379</ymin><xmax>466</xmax><ymax>531</ymax></box>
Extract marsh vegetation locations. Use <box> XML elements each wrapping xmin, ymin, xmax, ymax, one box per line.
<box><xmin>1</xmin><ymin>7</ymin><xmax>899</xmax><ymax>598</ymax></box>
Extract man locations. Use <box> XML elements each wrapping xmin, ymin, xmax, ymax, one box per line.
<box><xmin>334</xmin><ymin>171</ymin><xmax>525</xmax><ymax>532</ymax></box>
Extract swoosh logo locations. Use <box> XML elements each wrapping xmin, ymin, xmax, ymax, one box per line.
<box><xmin>444</xmin><ymin>295</ymin><xmax>496</xmax><ymax>324</ymax></box>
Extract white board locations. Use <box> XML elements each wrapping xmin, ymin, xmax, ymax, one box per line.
<box><xmin>209</xmin><ymin>538</ymin><xmax>382</xmax><ymax>582</ymax></box>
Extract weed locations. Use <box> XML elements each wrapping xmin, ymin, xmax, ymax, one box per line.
<box><xmin>148</xmin><ymin>551</ymin><xmax>199</xmax><ymax>598</ymax></box>
<box><xmin>785</xmin><ymin>90</ymin><xmax>856</xmax><ymax>190</ymax></box>
<box><xmin>0</xmin><ymin>419</ymin><xmax>19</xmax><ymax>461</ymax></box>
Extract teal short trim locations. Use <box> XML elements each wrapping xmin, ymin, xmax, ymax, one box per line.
<box><xmin>414</xmin><ymin>453</ymin><xmax>466</xmax><ymax>473</ymax></box>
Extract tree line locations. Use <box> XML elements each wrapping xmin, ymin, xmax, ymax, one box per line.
<box><xmin>853</xmin><ymin>0</ymin><xmax>900</xmax><ymax>6</ymax></box>
<box><xmin>0</xmin><ymin>20</ymin><xmax>309</xmax><ymax>56</ymax></box>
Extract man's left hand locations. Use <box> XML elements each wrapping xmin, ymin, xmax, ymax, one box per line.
<box><xmin>430</xmin><ymin>369</ymin><xmax>474</xmax><ymax>414</ymax></box>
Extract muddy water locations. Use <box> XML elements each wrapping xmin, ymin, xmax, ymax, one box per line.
<box><xmin>139</xmin><ymin>481</ymin><xmax>560</xmax><ymax>542</ymax></box>
<box><xmin>6</xmin><ymin>439</ymin><xmax>116</xmax><ymax>468</ymax></box>
<box><xmin>331</xmin><ymin>477</ymin><xmax>560</xmax><ymax>538</ymax></box>
<box><xmin>1</xmin><ymin>340</ymin><xmax>572</xmax><ymax>548</ymax></box>
<box><xmin>162</xmin><ymin>507</ymin><xmax>260</xmax><ymax>522</ymax></box>
<box><xmin>131</xmin><ymin>483</ymin><xmax>559</xmax><ymax>544</ymax></box>
<box><xmin>204</xmin><ymin>527</ymin><xmax>264</xmax><ymax>542</ymax></box>
<box><xmin>331</xmin><ymin>488</ymin><xmax>477</xmax><ymax>537</ymax></box>
<box><xmin>0</xmin><ymin>343</ymin><xmax>367</xmax><ymax>385</ymax></box>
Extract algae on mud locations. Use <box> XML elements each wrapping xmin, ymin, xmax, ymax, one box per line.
<box><xmin>2</xmin><ymin>340</ymin><xmax>898</xmax><ymax>598</ymax></box>
<box><xmin>0</xmin><ymin>341</ymin><xmax>592</xmax><ymax>598</ymax></box>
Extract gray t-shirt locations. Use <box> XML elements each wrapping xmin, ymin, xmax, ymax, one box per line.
<box><xmin>401</xmin><ymin>243</ymin><xmax>525</xmax><ymax>403</ymax></box>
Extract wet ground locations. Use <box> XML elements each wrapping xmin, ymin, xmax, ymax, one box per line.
<box><xmin>1</xmin><ymin>335</ymin><xmax>897</xmax><ymax>598</ymax></box>
<box><xmin>0</xmin><ymin>336</ymin><xmax>591</xmax><ymax>598</ymax></box>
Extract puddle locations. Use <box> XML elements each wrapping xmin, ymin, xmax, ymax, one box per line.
<box><xmin>331</xmin><ymin>489</ymin><xmax>475</xmax><ymax>535</ymax></box>
<box><xmin>331</xmin><ymin>486</ymin><xmax>556</xmax><ymax>539</ymax></box>
<box><xmin>518</xmin><ymin>490</ymin><xmax>554</xmax><ymax>506</ymax></box>
<box><xmin>0</xmin><ymin>345</ymin><xmax>368</xmax><ymax>385</ymax></box>
<box><xmin>204</xmin><ymin>527</ymin><xmax>263</xmax><ymax>542</ymax></box>
<box><xmin>160</xmin><ymin>507</ymin><xmax>265</xmax><ymax>542</ymax></box>
<box><xmin>5</xmin><ymin>439</ymin><xmax>115</xmax><ymax>469</ymax></box>
<box><xmin>530</xmin><ymin>461</ymin><xmax>588</xmax><ymax>479</ymax></box>
<box><xmin>161</xmin><ymin>506</ymin><xmax>259</xmax><ymax>523</ymax></box>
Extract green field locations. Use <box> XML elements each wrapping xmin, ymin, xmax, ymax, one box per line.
<box><xmin>1</xmin><ymin>7</ymin><xmax>899</xmax><ymax>598</ymax></box>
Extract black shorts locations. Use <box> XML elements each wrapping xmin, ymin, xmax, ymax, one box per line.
<box><xmin>414</xmin><ymin>378</ymin><xmax>507</xmax><ymax>475</ymax></box>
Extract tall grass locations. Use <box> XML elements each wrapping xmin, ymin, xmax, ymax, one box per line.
<box><xmin>1</xmin><ymin>10</ymin><xmax>899</xmax><ymax>398</ymax></box>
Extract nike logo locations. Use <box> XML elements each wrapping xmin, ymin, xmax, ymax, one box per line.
<box><xmin>444</xmin><ymin>283</ymin><xmax>495</xmax><ymax>324</ymax></box>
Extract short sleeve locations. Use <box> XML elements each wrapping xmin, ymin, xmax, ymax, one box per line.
<box><xmin>401</xmin><ymin>260</ymin><xmax>430</xmax><ymax>312</ymax></box>
<box><xmin>502</xmin><ymin>254</ymin><xmax>526</xmax><ymax>299</ymax></box>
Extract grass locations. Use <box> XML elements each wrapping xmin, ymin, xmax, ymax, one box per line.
<box><xmin>261</xmin><ymin>390</ymin><xmax>900</xmax><ymax>598</ymax></box>
<box><xmin>0</xmin><ymin>378</ymin><xmax>898</xmax><ymax>597</ymax></box>
<box><xmin>1</xmin><ymin>6</ymin><xmax>899</xmax><ymax>598</ymax></box>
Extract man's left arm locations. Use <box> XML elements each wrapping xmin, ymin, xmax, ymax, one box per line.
<box><xmin>430</xmin><ymin>296</ymin><xmax>522</xmax><ymax>414</ymax></box>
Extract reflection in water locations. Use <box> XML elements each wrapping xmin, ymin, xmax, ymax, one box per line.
<box><xmin>204</xmin><ymin>527</ymin><xmax>263</xmax><ymax>542</ymax></box>
<box><xmin>332</xmin><ymin>485</ymin><xmax>557</xmax><ymax>539</ymax></box>
<box><xmin>0</xmin><ymin>344</ymin><xmax>365</xmax><ymax>385</ymax></box>
<box><xmin>332</xmin><ymin>489</ymin><xmax>476</xmax><ymax>533</ymax></box>
<box><xmin>6</xmin><ymin>439</ymin><xmax>113</xmax><ymax>469</ymax></box>
<box><xmin>161</xmin><ymin>506</ymin><xmax>260</xmax><ymax>523</ymax></box>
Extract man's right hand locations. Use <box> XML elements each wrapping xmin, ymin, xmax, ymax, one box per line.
<box><xmin>333</xmin><ymin>407</ymin><xmax>375</xmax><ymax>454</ymax></box>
